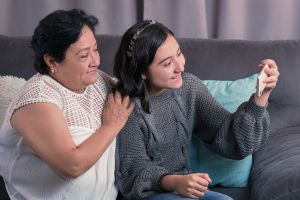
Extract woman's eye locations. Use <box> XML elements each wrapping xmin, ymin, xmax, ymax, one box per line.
<box><xmin>80</xmin><ymin>54</ymin><xmax>89</xmax><ymax>58</ymax></box>
<box><xmin>94</xmin><ymin>48</ymin><xmax>98</xmax><ymax>52</ymax></box>
<box><xmin>178</xmin><ymin>51</ymin><xmax>182</xmax><ymax>56</ymax></box>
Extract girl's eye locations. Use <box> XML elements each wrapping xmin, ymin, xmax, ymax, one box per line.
<box><xmin>163</xmin><ymin>62</ymin><xmax>172</xmax><ymax>67</ymax></box>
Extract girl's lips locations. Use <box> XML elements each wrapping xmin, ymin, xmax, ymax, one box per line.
<box><xmin>171</xmin><ymin>74</ymin><xmax>181</xmax><ymax>79</ymax></box>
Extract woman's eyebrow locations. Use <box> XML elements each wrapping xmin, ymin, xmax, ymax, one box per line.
<box><xmin>75</xmin><ymin>42</ymin><xmax>98</xmax><ymax>55</ymax></box>
<box><xmin>75</xmin><ymin>47</ymin><xmax>89</xmax><ymax>55</ymax></box>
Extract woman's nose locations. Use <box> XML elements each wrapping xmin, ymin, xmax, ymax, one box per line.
<box><xmin>91</xmin><ymin>51</ymin><xmax>100</xmax><ymax>67</ymax></box>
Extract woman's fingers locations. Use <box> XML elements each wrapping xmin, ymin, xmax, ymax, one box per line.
<box><xmin>111</xmin><ymin>91</ymin><xmax>135</xmax><ymax>116</ymax></box>
<box><xmin>107</xmin><ymin>93</ymin><xmax>114</xmax><ymax>104</ymax></box>
<box><xmin>127</xmin><ymin>101</ymin><xmax>135</xmax><ymax>114</ymax></box>
<box><xmin>114</xmin><ymin>90</ymin><xmax>122</xmax><ymax>104</ymax></box>
<box><xmin>121</xmin><ymin>95</ymin><xmax>129</xmax><ymax>107</ymax></box>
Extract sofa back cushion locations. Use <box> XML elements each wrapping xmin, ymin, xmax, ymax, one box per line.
<box><xmin>1</xmin><ymin>35</ymin><xmax>300</xmax><ymax>134</ymax></box>
<box><xmin>0</xmin><ymin>35</ymin><xmax>35</xmax><ymax>79</ymax></box>
<box><xmin>178</xmin><ymin>39</ymin><xmax>300</xmax><ymax>134</ymax></box>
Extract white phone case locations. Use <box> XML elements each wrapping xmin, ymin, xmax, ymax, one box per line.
<box><xmin>256</xmin><ymin>64</ymin><xmax>268</xmax><ymax>96</ymax></box>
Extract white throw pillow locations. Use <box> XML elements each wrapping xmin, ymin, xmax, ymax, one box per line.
<box><xmin>0</xmin><ymin>75</ymin><xmax>26</xmax><ymax>125</ymax></box>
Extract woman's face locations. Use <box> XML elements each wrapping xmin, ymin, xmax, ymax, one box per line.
<box><xmin>52</xmin><ymin>25</ymin><xmax>100</xmax><ymax>93</ymax></box>
<box><xmin>144</xmin><ymin>35</ymin><xmax>185</xmax><ymax>96</ymax></box>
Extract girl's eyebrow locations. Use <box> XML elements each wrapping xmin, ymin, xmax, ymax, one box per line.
<box><xmin>158</xmin><ymin>47</ymin><xmax>180</xmax><ymax>64</ymax></box>
<box><xmin>158</xmin><ymin>56</ymin><xmax>172</xmax><ymax>65</ymax></box>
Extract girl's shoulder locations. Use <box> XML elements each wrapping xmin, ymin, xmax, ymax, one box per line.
<box><xmin>181</xmin><ymin>72</ymin><xmax>206</xmax><ymax>91</ymax></box>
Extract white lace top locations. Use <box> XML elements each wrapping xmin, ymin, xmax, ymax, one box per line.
<box><xmin>0</xmin><ymin>70</ymin><xmax>118</xmax><ymax>200</ymax></box>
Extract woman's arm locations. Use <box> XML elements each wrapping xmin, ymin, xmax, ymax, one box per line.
<box><xmin>11</xmin><ymin>91</ymin><xmax>134</xmax><ymax>178</ymax></box>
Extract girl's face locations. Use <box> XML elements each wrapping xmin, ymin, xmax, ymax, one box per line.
<box><xmin>143</xmin><ymin>35</ymin><xmax>185</xmax><ymax>96</ymax></box>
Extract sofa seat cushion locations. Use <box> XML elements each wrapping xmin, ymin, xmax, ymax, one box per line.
<box><xmin>211</xmin><ymin>187</ymin><xmax>250</xmax><ymax>200</ymax></box>
<box><xmin>251</xmin><ymin>127</ymin><xmax>300</xmax><ymax>200</ymax></box>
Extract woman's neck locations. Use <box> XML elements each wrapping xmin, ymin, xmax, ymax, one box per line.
<box><xmin>49</xmin><ymin>74</ymin><xmax>86</xmax><ymax>94</ymax></box>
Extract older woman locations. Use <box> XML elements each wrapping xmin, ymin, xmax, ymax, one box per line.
<box><xmin>0</xmin><ymin>9</ymin><xmax>134</xmax><ymax>200</ymax></box>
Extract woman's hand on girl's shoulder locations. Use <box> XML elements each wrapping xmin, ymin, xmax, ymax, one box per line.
<box><xmin>102</xmin><ymin>91</ymin><xmax>135</xmax><ymax>134</ymax></box>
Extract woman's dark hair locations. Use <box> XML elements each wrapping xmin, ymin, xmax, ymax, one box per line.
<box><xmin>31</xmin><ymin>9</ymin><xmax>98</xmax><ymax>74</ymax></box>
<box><xmin>113</xmin><ymin>20</ymin><xmax>174</xmax><ymax>113</ymax></box>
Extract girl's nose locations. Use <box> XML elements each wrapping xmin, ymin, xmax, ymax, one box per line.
<box><xmin>174</xmin><ymin>58</ymin><xmax>185</xmax><ymax>72</ymax></box>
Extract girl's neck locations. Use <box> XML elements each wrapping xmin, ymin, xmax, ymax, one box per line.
<box><xmin>148</xmin><ymin>88</ymin><xmax>167</xmax><ymax>96</ymax></box>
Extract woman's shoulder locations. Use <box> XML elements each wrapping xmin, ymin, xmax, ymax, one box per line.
<box><xmin>24</xmin><ymin>73</ymin><xmax>64</xmax><ymax>93</ymax></box>
<box><xmin>95</xmin><ymin>70</ymin><xmax>116</xmax><ymax>92</ymax></box>
<box><xmin>20</xmin><ymin>73</ymin><xmax>52</xmax><ymax>92</ymax></box>
<box><xmin>13</xmin><ymin>73</ymin><xmax>64</xmax><ymax>109</ymax></box>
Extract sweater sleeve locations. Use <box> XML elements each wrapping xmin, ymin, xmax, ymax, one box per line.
<box><xmin>115</xmin><ymin>111</ymin><xmax>169</xmax><ymax>200</ymax></box>
<box><xmin>185</xmin><ymin>73</ymin><xmax>270</xmax><ymax>160</ymax></box>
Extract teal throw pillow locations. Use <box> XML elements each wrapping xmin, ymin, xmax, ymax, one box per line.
<box><xmin>190</xmin><ymin>73</ymin><xmax>258</xmax><ymax>187</ymax></box>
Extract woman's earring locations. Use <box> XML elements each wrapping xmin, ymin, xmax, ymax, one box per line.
<box><xmin>142</xmin><ymin>74</ymin><xmax>146</xmax><ymax>80</ymax></box>
<box><xmin>50</xmin><ymin>68</ymin><xmax>55</xmax><ymax>74</ymax></box>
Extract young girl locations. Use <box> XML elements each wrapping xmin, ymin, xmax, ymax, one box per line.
<box><xmin>114</xmin><ymin>20</ymin><xmax>279</xmax><ymax>200</ymax></box>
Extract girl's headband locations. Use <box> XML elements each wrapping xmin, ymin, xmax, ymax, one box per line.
<box><xmin>126</xmin><ymin>20</ymin><xmax>156</xmax><ymax>57</ymax></box>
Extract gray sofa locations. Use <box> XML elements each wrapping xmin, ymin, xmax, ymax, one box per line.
<box><xmin>1</xmin><ymin>35</ymin><xmax>300</xmax><ymax>200</ymax></box>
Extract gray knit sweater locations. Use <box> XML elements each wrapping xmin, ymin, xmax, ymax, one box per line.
<box><xmin>115</xmin><ymin>73</ymin><xmax>270</xmax><ymax>200</ymax></box>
